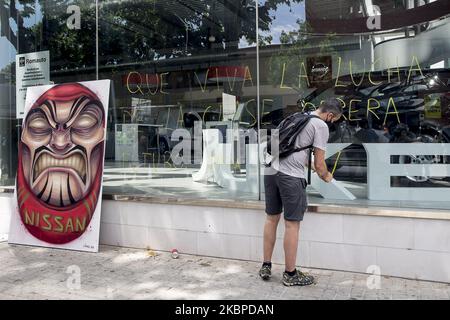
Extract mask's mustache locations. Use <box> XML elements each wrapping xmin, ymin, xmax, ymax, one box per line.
<box><xmin>33</xmin><ymin>151</ymin><xmax>87</xmax><ymax>184</ymax></box>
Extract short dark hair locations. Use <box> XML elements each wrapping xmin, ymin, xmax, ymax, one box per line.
<box><xmin>318</xmin><ymin>98</ymin><xmax>343</xmax><ymax>116</ymax></box>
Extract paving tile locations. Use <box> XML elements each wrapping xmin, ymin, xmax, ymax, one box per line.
<box><xmin>0</xmin><ymin>242</ymin><xmax>448</xmax><ymax>300</ymax></box>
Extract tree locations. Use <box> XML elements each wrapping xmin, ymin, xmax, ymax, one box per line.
<box><xmin>97</xmin><ymin>0</ymin><xmax>304</xmax><ymax>63</ymax></box>
<box><xmin>0</xmin><ymin>62</ymin><xmax>14</xmax><ymax>83</ymax></box>
<box><xmin>0</xmin><ymin>0</ymin><xmax>39</xmax><ymax>52</ymax></box>
<box><xmin>2</xmin><ymin>0</ymin><xmax>305</xmax><ymax>67</ymax></box>
<box><xmin>265</xmin><ymin>14</ymin><xmax>339</xmax><ymax>91</ymax></box>
<box><xmin>0</xmin><ymin>0</ymin><xmax>18</xmax><ymax>47</ymax></box>
<box><xmin>41</xmin><ymin>0</ymin><xmax>97</xmax><ymax>70</ymax></box>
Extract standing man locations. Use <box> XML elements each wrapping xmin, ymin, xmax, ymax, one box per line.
<box><xmin>259</xmin><ymin>98</ymin><xmax>343</xmax><ymax>286</ymax></box>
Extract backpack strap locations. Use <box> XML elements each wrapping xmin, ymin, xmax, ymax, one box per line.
<box><xmin>307</xmin><ymin>145</ymin><xmax>313</xmax><ymax>185</ymax></box>
<box><xmin>294</xmin><ymin>114</ymin><xmax>321</xmax><ymax>185</ymax></box>
<box><xmin>293</xmin><ymin>144</ymin><xmax>314</xmax><ymax>185</ymax></box>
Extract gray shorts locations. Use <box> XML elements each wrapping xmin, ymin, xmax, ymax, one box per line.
<box><xmin>264</xmin><ymin>171</ymin><xmax>308</xmax><ymax>221</ymax></box>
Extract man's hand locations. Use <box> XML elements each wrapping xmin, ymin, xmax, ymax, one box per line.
<box><xmin>313</xmin><ymin>148</ymin><xmax>334</xmax><ymax>183</ymax></box>
<box><xmin>323</xmin><ymin>172</ymin><xmax>334</xmax><ymax>183</ymax></box>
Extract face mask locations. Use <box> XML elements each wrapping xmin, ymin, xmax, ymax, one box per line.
<box><xmin>325</xmin><ymin>113</ymin><xmax>334</xmax><ymax>123</ymax></box>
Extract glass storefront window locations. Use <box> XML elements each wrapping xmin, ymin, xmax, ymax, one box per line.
<box><xmin>98</xmin><ymin>0</ymin><xmax>259</xmax><ymax>200</ymax></box>
<box><xmin>258</xmin><ymin>0</ymin><xmax>450</xmax><ymax>210</ymax></box>
<box><xmin>1</xmin><ymin>0</ymin><xmax>98</xmax><ymax>187</ymax></box>
<box><xmin>0</xmin><ymin>1</ymin><xmax>17</xmax><ymax>186</ymax></box>
<box><xmin>1</xmin><ymin>0</ymin><xmax>449</xmax><ymax>210</ymax></box>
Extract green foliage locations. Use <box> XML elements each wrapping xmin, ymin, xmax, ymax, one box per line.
<box><xmin>1</xmin><ymin>0</ymin><xmax>307</xmax><ymax>69</ymax></box>
<box><xmin>266</xmin><ymin>16</ymin><xmax>338</xmax><ymax>91</ymax></box>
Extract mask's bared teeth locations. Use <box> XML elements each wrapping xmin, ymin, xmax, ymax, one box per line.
<box><xmin>33</xmin><ymin>152</ymin><xmax>86</xmax><ymax>184</ymax></box>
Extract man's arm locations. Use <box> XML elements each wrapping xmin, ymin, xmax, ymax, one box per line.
<box><xmin>313</xmin><ymin>148</ymin><xmax>333</xmax><ymax>183</ymax></box>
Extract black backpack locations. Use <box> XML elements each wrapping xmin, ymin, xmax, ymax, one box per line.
<box><xmin>266</xmin><ymin>112</ymin><xmax>320</xmax><ymax>184</ymax></box>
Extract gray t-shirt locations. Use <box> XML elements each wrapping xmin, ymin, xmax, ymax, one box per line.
<box><xmin>271</xmin><ymin>117</ymin><xmax>329</xmax><ymax>178</ymax></box>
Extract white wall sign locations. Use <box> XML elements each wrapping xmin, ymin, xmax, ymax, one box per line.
<box><xmin>193</xmin><ymin>129</ymin><xmax>356</xmax><ymax>200</ymax></box>
<box><xmin>193</xmin><ymin>131</ymin><xmax>450</xmax><ymax>202</ymax></box>
<box><xmin>364</xmin><ymin>143</ymin><xmax>450</xmax><ymax>201</ymax></box>
<box><xmin>15</xmin><ymin>50</ymin><xmax>50</xmax><ymax>119</ymax></box>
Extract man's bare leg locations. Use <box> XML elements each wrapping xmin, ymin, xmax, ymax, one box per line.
<box><xmin>263</xmin><ymin>214</ymin><xmax>281</xmax><ymax>262</ymax></box>
<box><xmin>284</xmin><ymin>220</ymin><xmax>300</xmax><ymax>272</ymax></box>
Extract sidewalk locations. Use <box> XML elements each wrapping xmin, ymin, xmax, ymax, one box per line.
<box><xmin>1</xmin><ymin>242</ymin><xmax>449</xmax><ymax>300</ymax></box>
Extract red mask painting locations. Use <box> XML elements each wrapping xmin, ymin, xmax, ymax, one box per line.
<box><xmin>17</xmin><ymin>83</ymin><xmax>106</xmax><ymax>244</ymax></box>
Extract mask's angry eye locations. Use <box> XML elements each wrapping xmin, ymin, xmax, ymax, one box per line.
<box><xmin>72</xmin><ymin>113</ymin><xmax>98</xmax><ymax>131</ymax></box>
<box><xmin>28</xmin><ymin>116</ymin><xmax>51</xmax><ymax>134</ymax></box>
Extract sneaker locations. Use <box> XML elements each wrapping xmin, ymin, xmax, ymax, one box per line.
<box><xmin>282</xmin><ymin>270</ymin><xmax>315</xmax><ymax>286</ymax></box>
<box><xmin>259</xmin><ymin>264</ymin><xmax>272</xmax><ymax>281</ymax></box>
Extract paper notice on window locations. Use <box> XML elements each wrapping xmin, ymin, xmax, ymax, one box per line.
<box><xmin>222</xmin><ymin>93</ymin><xmax>237</xmax><ymax>121</ymax></box>
<box><xmin>15</xmin><ymin>51</ymin><xmax>50</xmax><ymax>119</ymax></box>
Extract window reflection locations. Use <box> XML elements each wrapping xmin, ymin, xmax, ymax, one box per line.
<box><xmin>0</xmin><ymin>0</ymin><xmax>449</xmax><ymax>208</ymax></box>
<box><xmin>99</xmin><ymin>0</ymin><xmax>259</xmax><ymax>200</ymax></box>
<box><xmin>258</xmin><ymin>0</ymin><xmax>450</xmax><ymax>206</ymax></box>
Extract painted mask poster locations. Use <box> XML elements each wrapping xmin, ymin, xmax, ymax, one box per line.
<box><xmin>8</xmin><ymin>80</ymin><xmax>110</xmax><ymax>252</ymax></box>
